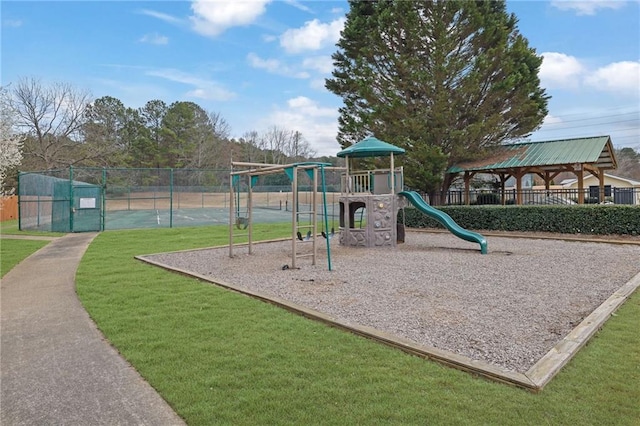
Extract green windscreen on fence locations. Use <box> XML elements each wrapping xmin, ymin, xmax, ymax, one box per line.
<box><xmin>18</xmin><ymin>167</ymin><xmax>342</xmax><ymax>232</ymax></box>
<box><xmin>19</xmin><ymin>170</ymin><xmax>103</xmax><ymax>232</ymax></box>
<box><xmin>51</xmin><ymin>179</ymin><xmax>71</xmax><ymax>232</ymax></box>
<box><xmin>19</xmin><ymin>170</ymin><xmax>70</xmax><ymax>232</ymax></box>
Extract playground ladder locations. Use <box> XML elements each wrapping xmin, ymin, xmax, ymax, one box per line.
<box><xmin>291</xmin><ymin>166</ymin><xmax>318</xmax><ymax>269</ymax></box>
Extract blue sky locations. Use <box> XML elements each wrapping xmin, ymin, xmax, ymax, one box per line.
<box><xmin>2</xmin><ymin>0</ymin><xmax>639</xmax><ymax>157</ymax></box>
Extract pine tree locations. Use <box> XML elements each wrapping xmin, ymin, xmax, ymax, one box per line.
<box><xmin>326</xmin><ymin>0</ymin><xmax>549</xmax><ymax>197</ymax></box>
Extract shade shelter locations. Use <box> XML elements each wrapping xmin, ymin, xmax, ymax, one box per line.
<box><xmin>447</xmin><ymin>136</ymin><xmax>618</xmax><ymax>205</ymax></box>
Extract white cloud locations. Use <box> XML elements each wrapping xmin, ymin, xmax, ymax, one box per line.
<box><xmin>186</xmin><ymin>87</ymin><xmax>236</xmax><ymax>101</ymax></box>
<box><xmin>280</xmin><ymin>17</ymin><xmax>345</xmax><ymax>54</ymax></box>
<box><xmin>542</xmin><ymin>114</ymin><xmax>564</xmax><ymax>125</ymax></box>
<box><xmin>302</xmin><ymin>56</ymin><xmax>334</xmax><ymax>74</ymax></box>
<box><xmin>139</xmin><ymin>33</ymin><xmax>169</xmax><ymax>45</ymax></box>
<box><xmin>139</xmin><ymin>9</ymin><xmax>183</xmax><ymax>25</ymax></box>
<box><xmin>584</xmin><ymin>61</ymin><xmax>640</xmax><ymax>96</ymax></box>
<box><xmin>309</xmin><ymin>78</ymin><xmax>328</xmax><ymax>91</ymax></box>
<box><xmin>286</xmin><ymin>96</ymin><xmax>334</xmax><ymax>113</ymax></box>
<box><xmin>190</xmin><ymin>0</ymin><xmax>271</xmax><ymax>37</ymax></box>
<box><xmin>265</xmin><ymin>96</ymin><xmax>340</xmax><ymax>156</ymax></box>
<box><xmin>282</xmin><ymin>0</ymin><xmax>313</xmax><ymax>13</ymax></box>
<box><xmin>246</xmin><ymin>53</ymin><xmax>309</xmax><ymax>78</ymax></box>
<box><xmin>539</xmin><ymin>52</ymin><xmax>585</xmax><ymax>89</ymax></box>
<box><xmin>146</xmin><ymin>68</ymin><xmax>236</xmax><ymax>101</ymax></box>
<box><xmin>550</xmin><ymin>0</ymin><xmax>626</xmax><ymax>16</ymax></box>
<box><xmin>540</xmin><ymin>53</ymin><xmax>640</xmax><ymax>98</ymax></box>
<box><xmin>2</xmin><ymin>19</ymin><xmax>23</xmax><ymax>28</ymax></box>
<box><xmin>262</xmin><ymin>34</ymin><xmax>277</xmax><ymax>43</ymax></box>
<box><xmin>92</xmin><ymin>78</ymin><xmax>173</xmax><ymax>109</ymax></box>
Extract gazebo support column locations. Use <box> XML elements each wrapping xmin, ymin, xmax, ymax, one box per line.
<box><xmin>544</xmin><ymin>171</ymin><xmax>551</xmax><ymax>192</ymax></box>
<box><xmin>598</xmin><ymin>169</ymin><xmax>606</xmax><ymax>203</ymax></box>
<box><xmin>464</xmin><ymin>172</ymin><xmax>471</xmax><ymax>205</ymax></box>
<box><xmin>499</xmin><ymin>174</ymin><xmax>508</xmax><ymax>205</ymax></box>
<box><xmin>576</xmin><ymin>166</ymin><xmax>585</xmax><ymax>204</ymax></box>
<box><xmin>515</xmin><ymin>171</ymin><xmax>524</xmax><ymax>205</ymax></box>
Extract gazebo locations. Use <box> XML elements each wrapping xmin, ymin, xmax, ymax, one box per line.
<box><xmin>447</xmin><ymin>136</ymin><xmax>618</xmax><ymax>205</ymax></box>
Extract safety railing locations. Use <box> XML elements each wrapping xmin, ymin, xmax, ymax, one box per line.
<box><xmin>342</xmin><ymin>171</ymin><xmax>371</xmax><ymax>193</ymax></box>
<box><xmin>341</xmin><ymin>168</ymin><xmax>403</xmax><ymax>194</ymax></box>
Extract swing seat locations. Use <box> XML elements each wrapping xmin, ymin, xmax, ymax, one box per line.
<box><xmin>321</xmin><ymin>228</ymin><xmax>335</xmax><ymax>240</ymax></box>
<box><xmin>296</xmin><ymin>231</ymin><xmax>312</xmax><ymax>241</ymax></box>
<box><xmin>236</xmin><ymin>216</ymin><xmax>249</xmax><ymax>230</ymax></box>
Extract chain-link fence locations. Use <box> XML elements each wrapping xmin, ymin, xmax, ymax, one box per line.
<box><xmin>18</xmin><ymin>167</ymin><xmax>342</xmax><ymax>232</ymax></box>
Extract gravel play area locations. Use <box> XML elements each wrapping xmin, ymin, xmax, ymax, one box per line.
<box><xmin>141</xmin><ymin>232</ymin><xmax>640</xmax><ymax>373</ymax></box>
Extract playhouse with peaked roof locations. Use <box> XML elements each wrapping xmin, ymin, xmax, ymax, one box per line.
<box><xmin>337</xmin><ymin>136</ymin><xmax>407</xmax><ymax>247</ymax></box>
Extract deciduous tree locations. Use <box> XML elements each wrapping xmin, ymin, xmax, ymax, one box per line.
<box><xmin>615</xmin><ymin>147</ymin><xmax>640</xmax><ymax>180</ymax></box>
<box><xmin>262</xmin><ymin>126</ymin><xmax>292</xmax><ymax>165</ymax></box>
<box><xmin>0</xmin><ymin>86</ymin><xmax>24</xmax><ymax>194</ymax></box>
<box><xmin>236</xmin><ymin>130</ymin><xmax>265</xmax><ymax>163</ymax></box>
<box><xmin>285</xmin><ymin>130</ymin><xmax>316</xmax><ymax>162</ymax></box>
<box><xmin>10</xmin><ymin>77</ymin><xmax>92</xmax><ymax>169</ymax></box>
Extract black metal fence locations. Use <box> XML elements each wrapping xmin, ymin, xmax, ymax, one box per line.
<box><xmin>428</xmin><ymin>187</ymin><xmax>640</xmax><ymax>206</ymax></box>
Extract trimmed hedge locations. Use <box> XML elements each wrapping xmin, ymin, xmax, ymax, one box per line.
<box><xmin>400</xmin><ymin>205</ymin><xmax>640</xmax><ymax>236</ymax></box>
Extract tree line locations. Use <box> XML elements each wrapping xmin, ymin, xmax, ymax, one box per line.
<box><xmin>9</xmin><ymin>77</ymin><xmax>319</xmax><ymax>171</ymax></box>
<box><xmin>0</xmin><ymin>77</ymin><xmax>328</xmax><ymax>192</ymax></box>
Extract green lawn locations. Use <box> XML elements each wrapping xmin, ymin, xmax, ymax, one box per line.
<box><xmin>73</xmin><ymin>224</ymin><xmax>639</xmax><ymax>425</ymax></box>
<box><xmin>0</xmin><ymin>238</ymin><xmax>49</xmax><ymax>277</ymax></box>
<box><xmin>3</xmin><ymin>222</ymin><xmax>637</xmax><ymax>424</ymax></box>
<box><xmin>0</xmin><ymin>220</ymin><xmax>59</xmax><ymax>277</ymax></box>
<box><xmin>0</xmin><ymin>219</ymin><xmax>63</xmax><ymax>237</ymax></box>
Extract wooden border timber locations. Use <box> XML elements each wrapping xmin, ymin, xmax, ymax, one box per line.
<box><xmin>525</xmin><ymin>271</ymin><xmax>640</xmax><ymax>387</ymax></box>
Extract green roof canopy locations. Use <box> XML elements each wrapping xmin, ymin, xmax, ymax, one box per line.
<box><xmin>337</xmin><ymin>136</ymin><xmax>406</xmax><ymax>158</ymax></box>
<box><xmin>448</xmin><ymin>136</ymin><xmax>617</xmax><ymax>174</ymax></box>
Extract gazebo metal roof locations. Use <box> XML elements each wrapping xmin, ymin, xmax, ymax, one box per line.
<box><xmin>448</xmin><ymin>136</ymin><xmax>617</xmax><ymax>174</ymax></box>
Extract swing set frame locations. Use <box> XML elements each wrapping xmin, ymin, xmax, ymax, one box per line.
<box><xmin>229</xmin><ymin>161</ymin><xmax>341</xmax><ymax>271</ymax></box>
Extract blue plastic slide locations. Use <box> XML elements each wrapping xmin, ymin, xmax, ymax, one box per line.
<box><xmin>399</xmin><ymin>191</ymin><xmax>488</xmax><ymax>254</ymax></box>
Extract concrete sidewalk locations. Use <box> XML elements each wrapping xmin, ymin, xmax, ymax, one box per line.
<box><xmin>1</xmin><ymin>233</ymin><xmax>185</xmax><ymax>425</ymax></box>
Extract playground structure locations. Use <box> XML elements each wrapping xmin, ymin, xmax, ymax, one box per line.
<box><xmin>229</xmin><ymin>136</ymin><xmax>487</xmax><ymax>270</ymax></box>
<box><xmin>337</xmin><ymin>136</ymin><xmax>406</xmax><ymax>248</ymax></box>
<box><xmin>337</xmin><ymin>136</ymin><xmax>488</xmax><ymax>253</ymax></box>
